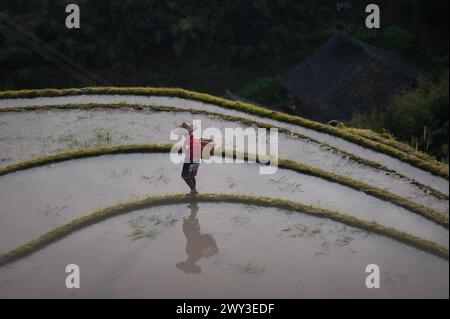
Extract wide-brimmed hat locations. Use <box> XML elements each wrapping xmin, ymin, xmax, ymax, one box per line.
<box><xmin>172</xmin><ymin>122</ymin><xmax>199</xmax><ymax>136</ymax></box>
<box><xmin>180</xmin><ymin>122</ymin><xmax>193</xmax><ymax>132</ymax></box>
<box><xmin>174</xmin><ymin>122</ymin><xmax>199</xmax><ymax>135</ymax></box>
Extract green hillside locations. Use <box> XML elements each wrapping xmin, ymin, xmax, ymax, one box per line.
<box><xmin>0</xmin><ymin>0</ymin><xmax>448</xmax><ymax>159</ymax></box>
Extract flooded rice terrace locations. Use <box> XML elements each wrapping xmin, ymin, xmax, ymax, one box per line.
<box><xmin>0</xmin><ymin>203</ymin><xmax>448</xmax><ymax>299</ymax></box>
<box><xmin>0</xmin><ymin>154</ymin><xmax>448</xmax><ymax>253</ymax></box>
<box><xmin>0</xmin><ymin>94</ymin><xmax>448</xmax><ymax>298</ymax></box>
<box><xmin>0</xmin><ymin>109</ymin><xmax>447</xmax><ymax>213</ymax></box>
<box><xmin>0</xmin><ymin>94</ymin><xmax>448</xmax><ymax>193</ymax></box>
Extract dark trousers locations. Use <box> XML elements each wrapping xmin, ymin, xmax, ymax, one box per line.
<box><xmin>182</xmin><ymin>163</ymin><xmax>199</xmax><ymax>191</ymax></box>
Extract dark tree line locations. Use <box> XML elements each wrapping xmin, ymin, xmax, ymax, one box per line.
<box><xmin>1</xmin><ymin>0</ymin><xmax>446</xmax><ymax>92</ymax></box>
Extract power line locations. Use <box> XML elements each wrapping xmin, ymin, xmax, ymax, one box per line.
<box><xmin>0</xmin><ymin>13</ymin><xmax>111</xmax><ymax>86</ymax></box>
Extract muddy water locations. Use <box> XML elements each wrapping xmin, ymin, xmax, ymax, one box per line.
<box><xmin>0</xmin><ymin>94</ymin><xmax>447</xmax><ymax>194</ymax></box>
<box><xmin>0</xmin><ymin>203</ymin><xmax>447</xmax><ymax>299</ymax></box>
<box><xmin>0</xmin><ymin>154</ymin><xmax>447</xmax><ymax>254</ymax></box>
<box><xmin>0</xmin><ymin>109</ymin><xmax>447</xmax><ymax>214</ymax></box>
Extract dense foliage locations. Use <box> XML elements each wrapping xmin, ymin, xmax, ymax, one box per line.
<box><xmin>382</xmin><ymin>76</ymin><xmax>449</xmax><ymax>161</ymax></box>
<box><xmin>237</xmin><ymin>77</ymin><xmax>289</xmax><ymax>107</ymax></box>
<box><xmin>349</xmin><ymin>76</ymin><xmax>449</xmax><ymax>161</ymax></box>
<box><xmin>0</xmin><ymin>0</ymin><xmax>448</xmax><ymax>159</ymax></box>
<box><xmin>1</xmin><ymin>1</ymin><xmax>447</xmax><ymax>90</ymax></box>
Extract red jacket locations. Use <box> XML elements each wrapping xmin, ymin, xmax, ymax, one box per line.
<box><xmin>184</xmin><ymin>134</ymin><xmax>201</xmax><ymax>163</ymax></box>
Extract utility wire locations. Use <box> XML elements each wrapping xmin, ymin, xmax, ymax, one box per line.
<box><xmin>0</xmin><ymin>13</ymin><xmax>110</xmax><ymax>86</ymax></box>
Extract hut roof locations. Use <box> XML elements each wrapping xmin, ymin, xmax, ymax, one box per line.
<box><xmin>281</xmin><ymin>32</ymin><xmax>426</xmax><ymax>121</ymax></box>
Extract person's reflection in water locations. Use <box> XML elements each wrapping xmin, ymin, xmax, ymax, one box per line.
<box><xmin>176</xmin><ymin>202</ymin><xmax>218</xmax><ymax>274</ymax></box>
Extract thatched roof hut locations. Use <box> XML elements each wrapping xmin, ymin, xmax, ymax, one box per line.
<box><xmin>281</xmin><ymin>32</ymin><xmax>426</xmax><ymax>122</ymax></box>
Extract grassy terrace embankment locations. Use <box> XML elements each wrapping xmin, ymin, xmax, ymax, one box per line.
<box><xmin>0</xmin><ymin>144</ymin><xmax>447</xmax><ymax>228</ymax></box>
<box><xmin>1</xmin><ymin>103</ymin><xmax>446</xmax><ymax>200</ymax></box>
<box><xmin>0</xmin><ymin>193</ymin><xmax>447</xmax><ymax>268</ymax></box>
<box><xmin>0</xmin><ymin>87</ymin><xmax>447</xmax><ymax>179</ymax></box>
<box><xmin>347</xmin><ymin>128</ymin><xmax>445</xmax><ymax>167</ymax></box>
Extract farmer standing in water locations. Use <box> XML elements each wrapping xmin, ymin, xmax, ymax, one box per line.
<box><xmin>180</xmin><ymin>122</ymin><xmax>201</xmax><ymax>197</ymax></box>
